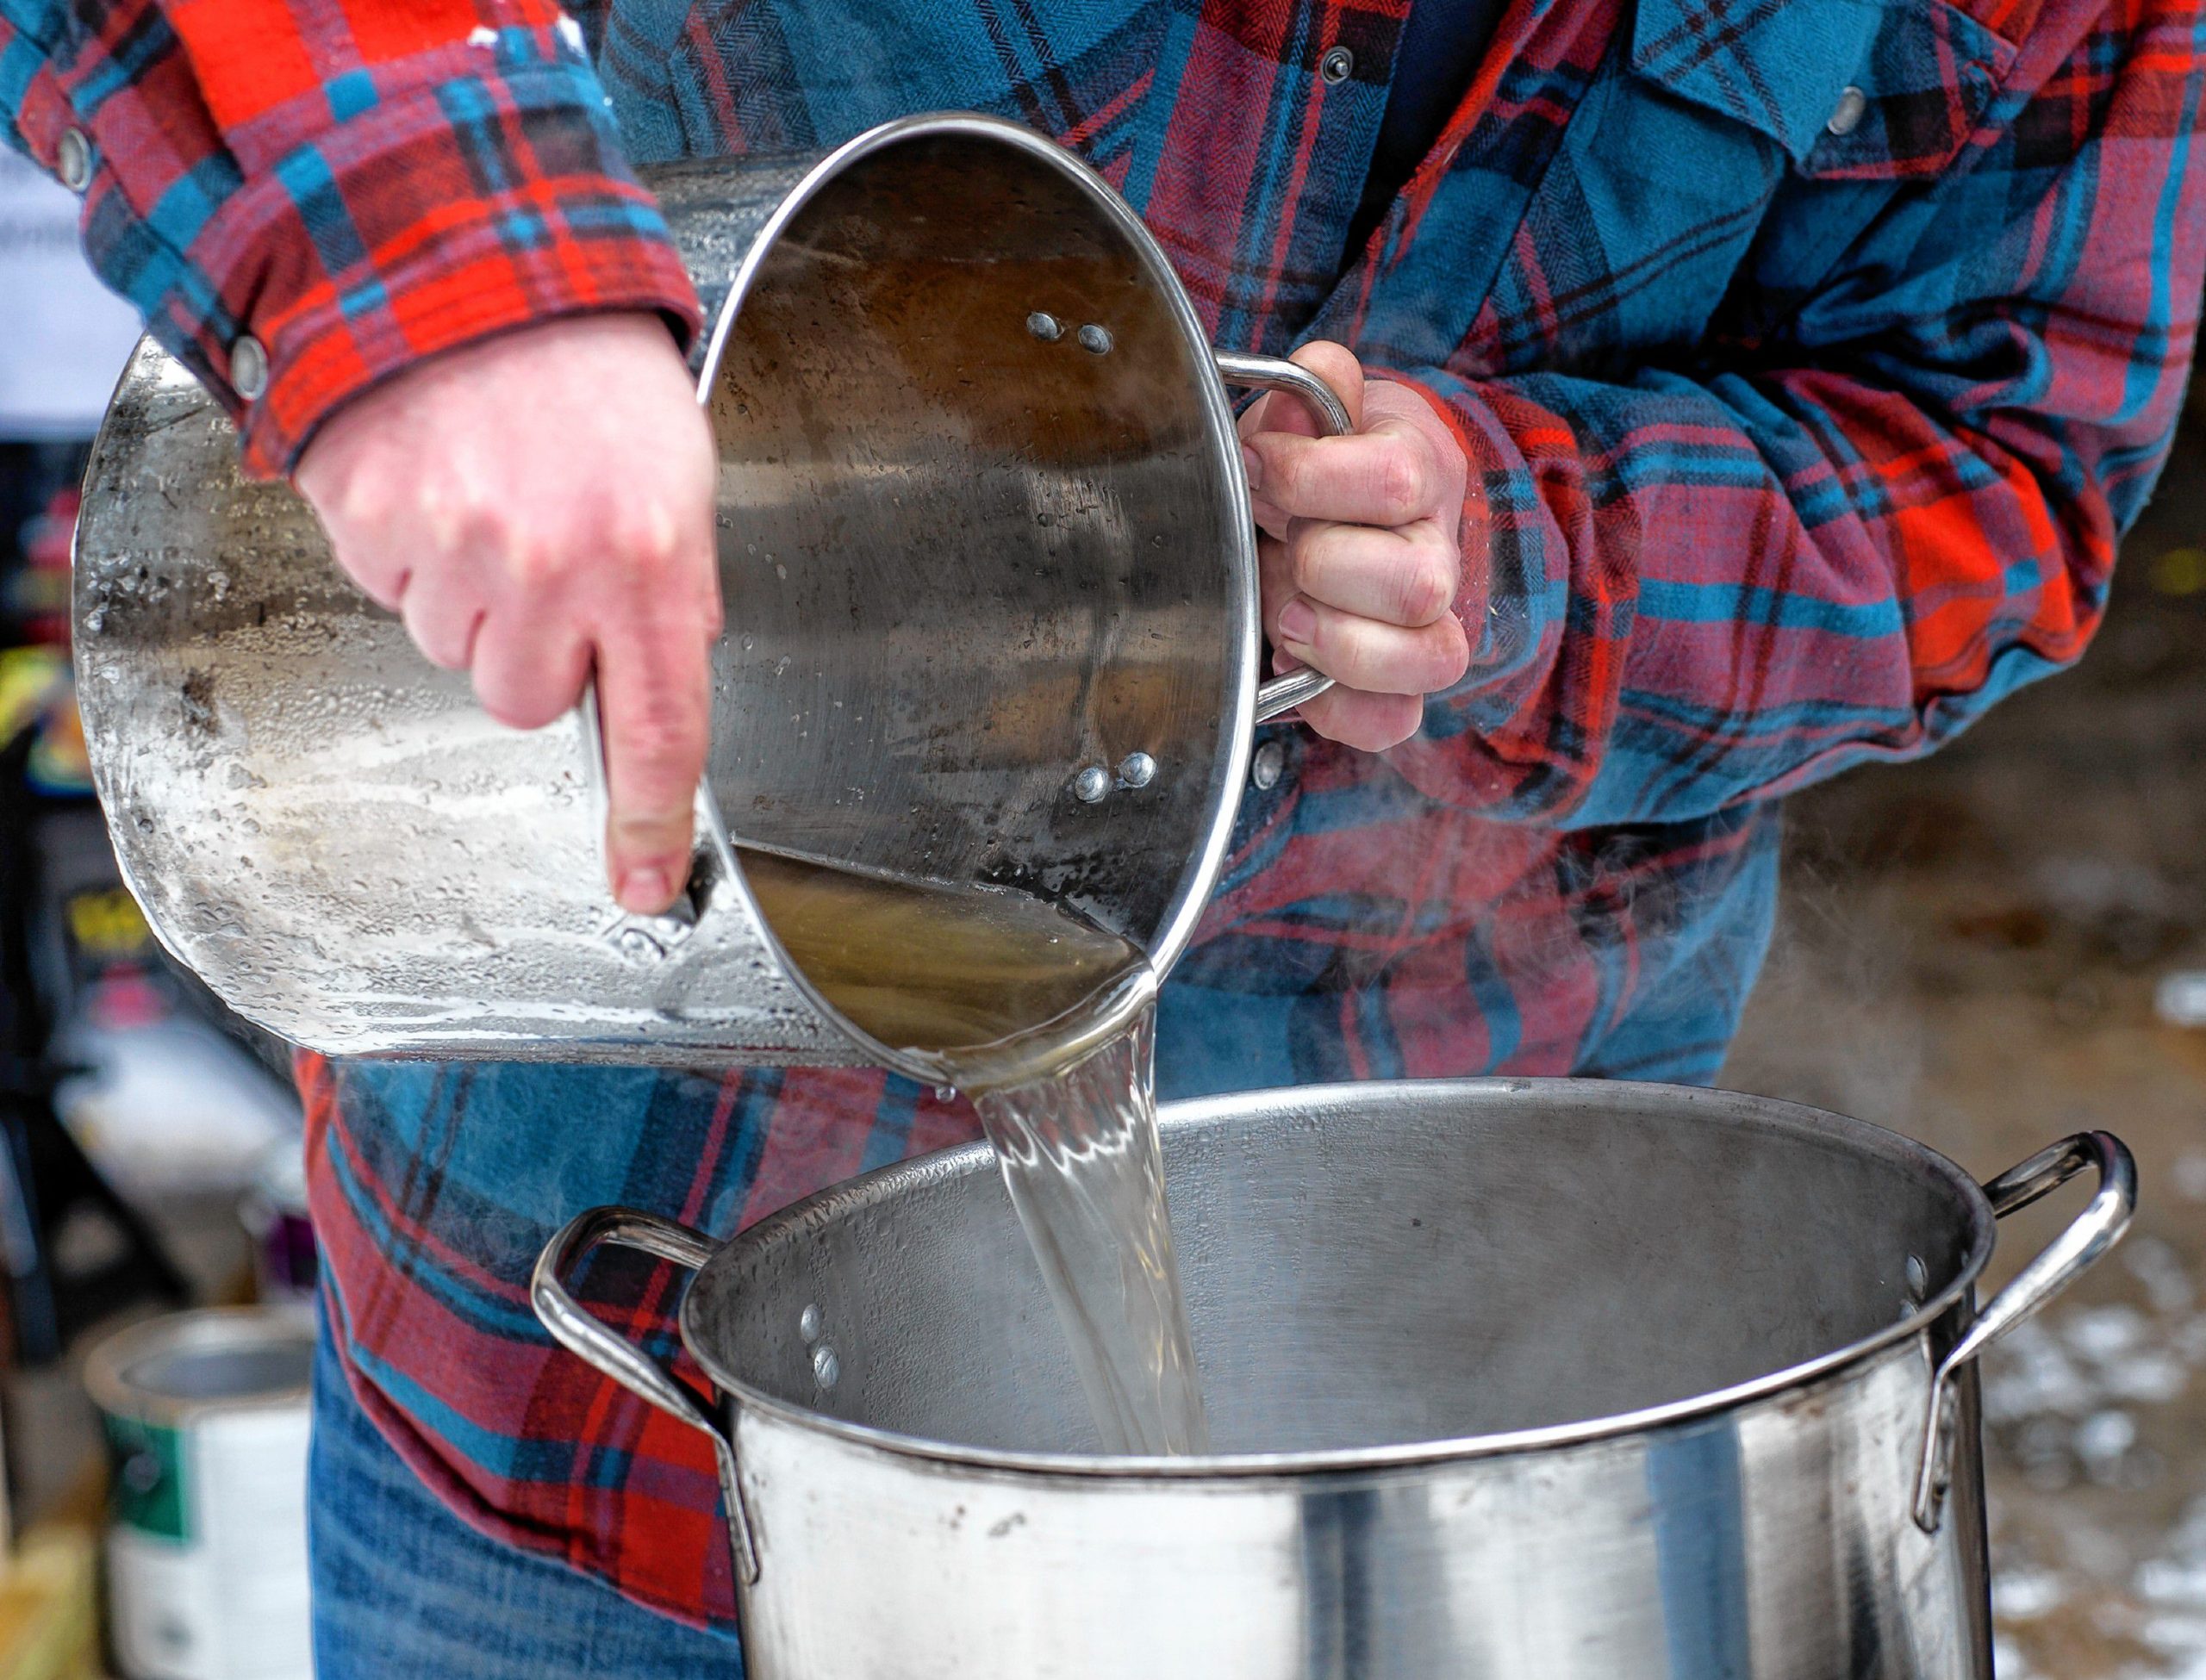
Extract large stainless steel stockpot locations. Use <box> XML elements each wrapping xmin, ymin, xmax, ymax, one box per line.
<box><xmin>72</xmin><ymin>113</ymin><xmax>1344</xmax><ymax>1072</ymax></box>
<box><xmin>536</xmin><ymin>1079</ymin><xmax>2134</xmax><ymax>1680</ymax></box>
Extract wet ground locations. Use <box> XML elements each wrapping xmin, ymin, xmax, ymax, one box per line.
<box><xmin>1723</xmin><ymin>378</ymin><xmax>2206</xmax><ymax>1678</ymax></box>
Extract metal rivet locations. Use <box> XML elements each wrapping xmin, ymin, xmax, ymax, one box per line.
<box><xmin>1076</xmin><ymin>323</ymin><xmax>1113</xmax><ymax>355</ymax></box>
<box><xmin>1026</xmin><ymin>311</ymin><xmax>1062</xmax><ymax>342</ymax></box>
<box><xmin>1073</xmin><ymin>765</ymin><xmax>1111</xmax><ymax>803</ymax></box>
<box><xmin>1319</xmin><ymin>46</ymin><xmax>1355</xmax><ymax>84</ymax></box>
<box><xmin>1905</xmin><ymin>1254</ymin><xmax>1929</xmax><ymax>1294</ymax></box>
<box><xmin>799</xmin><ymin>1304</ymin><xmax>823</xmax><ymax>1342</ymax></box>
<box><xmin>1117</xmin><ymin>752</ymin><xmax>1156</xmax><ymax>789</ymax></box>
<box><xmin>812</xmin><ymin>1345</ymin><xmax>839</xmax><ymax>1389</ymax></box>
<box><xmin>1826</xmin><ymin>85</ymin><xmax>1867</xmax><ymax>137</ymax></box>
<box><xmin>1250</xmin><ymin>739</ymin><xmax>1287</xmax><ymax>792</ymax></box>
<box><xmin>614</xmin><ymin>924</ymin><xmax>666</xmax><ymax>962</ymax></box>
<box><xmin>229</xmin><ymin>334</ymin><xmax>270</xmax><ymax>401</ymax></box>
<box><xmin>56</xmin><ymin>128</ymin><xmax>92</xmax><ymax>193</ymax></box>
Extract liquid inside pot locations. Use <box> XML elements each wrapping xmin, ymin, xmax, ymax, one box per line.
<box><xmin>741</xmin><ymin>847</ymin><xmax>1209</xmax><ymax>1454</ymax></box>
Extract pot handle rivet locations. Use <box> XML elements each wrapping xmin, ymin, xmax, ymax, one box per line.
<box><xmin>1910</xmin><ymin>1131</ymin><xmax>2136</xmax><ymax>1533</ymax></box>
<box><xmin>533</xmin><ymin>1206</ymin><xmax>763</xmax><ymax>1583</ymax></box>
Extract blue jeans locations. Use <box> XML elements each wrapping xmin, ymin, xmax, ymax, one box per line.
<box><xmin>309</xmin><ymin>1317</ymin><xmax>743</xmax><ymax>1677</ymax></box>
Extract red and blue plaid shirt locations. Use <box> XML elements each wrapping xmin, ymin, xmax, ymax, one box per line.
<box><xmin>11</xmin><ymin>0</ymin><xmax>2203</xmax><ymax>1631</ymax></box>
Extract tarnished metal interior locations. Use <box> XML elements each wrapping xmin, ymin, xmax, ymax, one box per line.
<box><xmin>683</xmin><ymin>1080</ymin><xmax>1990</xmax><ymax>1458</ymax></box>
<box><xmin>701</xmin><ymin>128</ymin><xmax>1246</xmax><ymax>957</ymax></box>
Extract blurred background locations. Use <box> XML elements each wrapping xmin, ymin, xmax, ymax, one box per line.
<box><xmin>0</xmin><ymin>146</ymin><xmax>311</xmax><ymax>1680</ymax></box>
<box><xmin>0</xmin><ymin>142</ymin><xmax>2200</xmax><ymax>1678</ymax></box>
<box><xmin>1723</xmin><ymin>364</ymin><xmax>2206</xmax><ymax>1680</ymax></box>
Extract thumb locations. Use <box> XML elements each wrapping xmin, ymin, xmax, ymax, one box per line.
<box><xmin>1276</xmin><ymin>340</ymin><xmax>1367</xmax><ymax>437</ymax></box>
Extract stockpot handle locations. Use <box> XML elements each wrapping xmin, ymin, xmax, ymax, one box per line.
<box><xmin>531</xmin><ymin>1205</ymin><xmax>761</xmax><ymax>1584</ymax></box>
<box><xmin>1912</xmin><ymin>1131</ymin><xmax>2136</xmax><ymax>1532</ymax></box>
<box><xmin>1214</xmin><ymin>351</ymin><xmax>1354</xmax><ymax>725</ymax></box>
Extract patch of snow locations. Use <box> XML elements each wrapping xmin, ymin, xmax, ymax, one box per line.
<box><xmin>2173</xmin><ymin>1151</ymin><xmax>2206</xmax><ymax>1204</ymax></box>
<box><xmin>1995</xmin><ymin>1568</ymin><xmax>2070</xmax><ymax>1620</ymax></box>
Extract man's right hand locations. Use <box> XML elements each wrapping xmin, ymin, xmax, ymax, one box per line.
<box><xmin>294</xmin><ymin>312</ymin><xmax>720</xmax><ymax>916</ymax></box>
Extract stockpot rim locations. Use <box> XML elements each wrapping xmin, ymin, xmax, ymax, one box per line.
<box><xmin>687</xmin><ymin>111</ymin><xmax>1262</xmax><ymax>1082</ymax></box>
<box><xmin>680</xmin><ymin>1075</ymin><xmax>1999</xmax><ymax>1478</ymax></box>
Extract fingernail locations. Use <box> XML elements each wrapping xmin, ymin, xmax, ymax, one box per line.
<box><xmin>1277</xmin><ymin>598</ymin><xmax>1316</xmax><ymax>645</ymax></box>
<box><xmin>1241</xmin><ymin>445</ymin><xmax>1263</xmax><ymax>492</ymax></box>
<box><xmin>617</xmin><ymin>866</ymin><xmax>676</xmax><ymax>912</ymax></box>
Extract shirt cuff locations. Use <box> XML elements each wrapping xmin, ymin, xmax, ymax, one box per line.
<box><xmin>158</xmin><ymin>34</ymin><xmax>700</xmax><ymax>476</ymax></box>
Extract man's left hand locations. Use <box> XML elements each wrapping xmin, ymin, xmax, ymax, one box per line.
<box><xmin>1239</xmin><ymin>341</ymin><xmax>1480</xmax><ymax>751</ymax></box>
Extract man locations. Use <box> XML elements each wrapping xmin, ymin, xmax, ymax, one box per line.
<box><xmin>7</xmin><ymin>0</ymin><xmax>2201</xmax><ymax>1667</ymax></box>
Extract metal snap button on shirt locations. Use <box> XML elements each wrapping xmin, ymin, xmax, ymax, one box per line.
<box><xmin>1319</xmin><ymin>46</ymin><xmax>1355</xmax><ymax>85</ymax></box>
<box><xmin>56</xmin><ymin>128</ymin><xmax>93</xmax><ymax>193</ymax></box>
<box><xmin>1250</xmin><ymin>738</ymin><xmax>1287</xmax><ymax>791</ymax></box>
<box><xmin>1826</xmin><ymin>85</ymin><xmax>1868</xmax><ymax>137</ymax></box>
<box><xmin>228</xmin><ymin>335</ymin><xmax>270</xmax><ymax>402</ymax></box>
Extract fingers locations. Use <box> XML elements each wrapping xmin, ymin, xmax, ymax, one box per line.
<box><xmin>595</xmin><ymin>615</ymin><xmax>714</xmax><ymax>913</ymax></box>
<box><xmin>1272</xmin><ymin>592</ymin><xmax>1471</xmax><ymax>696</ymax></box>
<box><xmin>1244</xmin><ymin>418</ymin><xmax>1456</xmax><ymax>528</ymax></box>
<box><xmin>1237</xmin><ymin>340</ymin><xmax>1367</xmax><ymax>441</ymax></box>
<box><xmin>1240</xmin><ymin>342</ymin><xmax>1366</xmax><ymax>536</ymax></box>
<box><xmin>1293</xmin><ymin>683</ymin><xmax>1426</xmax><ymax>753</ymax></box>
<box><xmin>294</xmin><ymin>314</ymin><xmax>726</xmax><ymax>914</ymax></box>
<box><xmin>1281</xmin><ymin>518</ymin><xmax>1460</xmax><ymax>628</ymax></box>
<box><xmin>398</xmin><ymin>570</ymin><xmax>487</xmax><ymax>671</ymax></box>
<box><xmin>471</xmin><ymin>613</ymin><xmax>591</xmax><ymax>731</ymax></box>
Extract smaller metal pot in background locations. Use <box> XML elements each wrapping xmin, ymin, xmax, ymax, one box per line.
<box><xmin>84</xmin><ymin>1309</ymin><xmax>313</xmax><ymax>1680</ymax></box>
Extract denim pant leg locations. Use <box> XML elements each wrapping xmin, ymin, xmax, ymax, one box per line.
<box><xmin>308</xmin><ymin>1317</ymin><xmax>744</xmax><ymax>1677</ymax></box>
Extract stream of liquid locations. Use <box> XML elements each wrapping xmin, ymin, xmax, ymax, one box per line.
<box><xmin>741</xmin><ymin>847</ymin><xmax>1212</xmax><ymax>1455</ymax></box>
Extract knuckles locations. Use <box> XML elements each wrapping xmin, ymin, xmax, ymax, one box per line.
<box><xmin>476</xmin><ymin>678</ymin><xmax>569</xmax><ymax>732</ymax></box>
<box><xmin>1393</xmin><ymin>538</ymin><xmax>1458</xmax><ymax>628</ymax></box>
<box><xmin>1311</xmin><ymin>691</ymin><xmax>1423</xmax><ymax>753</ymax></box>
<box><xmin>1369</xmin><ymin>440</ymin><xmax>1432</xmax><ymax>527</ymax></box>
<box><xmin>1424</xmin><ymin>619</ymin><xmax>1474</xmax><ymax>692</ymax></box>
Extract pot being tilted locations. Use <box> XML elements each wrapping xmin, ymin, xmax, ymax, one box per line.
<box><xmin>72</xmin><ymin>113</ymin><xmax>1345</xmax><ymax>1072</ymax></box>
<box><xmin>537</xmin><ymin>1078</ymin><xmax>2133</xmax><ymax>1680</ymax></box>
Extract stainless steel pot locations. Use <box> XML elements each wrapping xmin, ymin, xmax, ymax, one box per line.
<box><xmin>72</xmin><ymin>114</ymin><xmax>1346</xmax><ymax>1073</ymax></box>
<box><xmin>534</xmin><ymin>1079</ymin><xmax>2134</xmax><ymax>1679</ymax></box>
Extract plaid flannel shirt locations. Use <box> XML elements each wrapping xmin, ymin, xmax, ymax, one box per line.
<box><xmin>13</xmin><ymin>0</ymin><xmax>2202</xmax><ymax>1631</ymax></box>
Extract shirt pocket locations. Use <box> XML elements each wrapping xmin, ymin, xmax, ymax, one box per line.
<box><xmin>1469</xmin><ymin>0</ymin><xmax>2019</xmax><ymax>377</ymax></box>
<box><xmin>1793</xmin><ymin>0</ymin><xmax>2021</xmax><ymax>183</ymax></box>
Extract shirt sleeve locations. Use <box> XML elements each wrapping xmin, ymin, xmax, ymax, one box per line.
<box><xmin>0</xmin><ymin>0</ymin><xmax>700</xmax><ymax>477</ymax></box>
<box><xmin>1380</xmin><ymin>0</ymin><xmax>2204</xmax><ymax>829</ymax></box>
